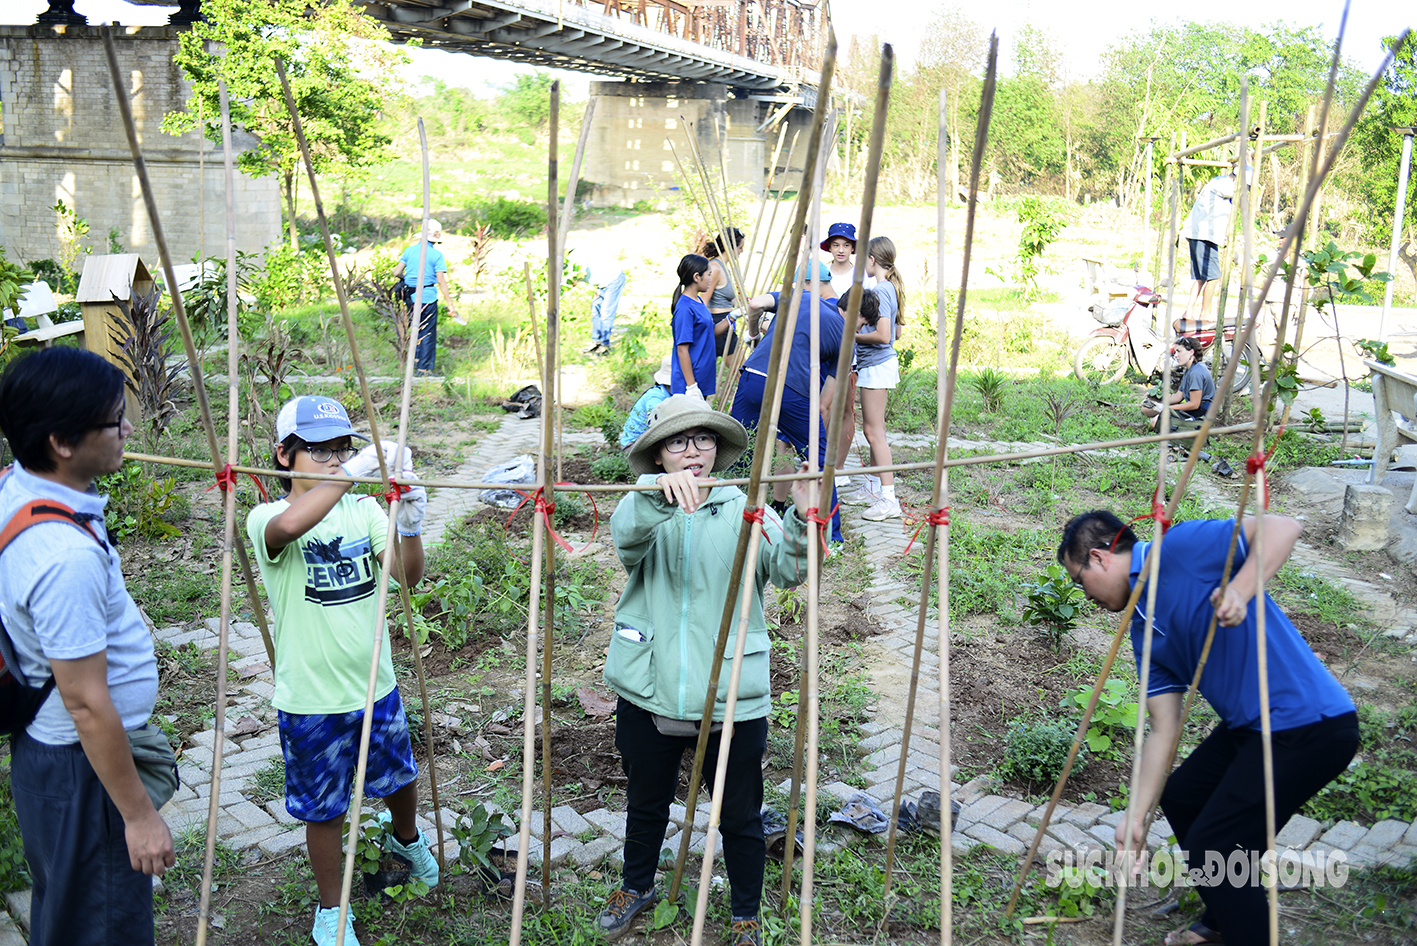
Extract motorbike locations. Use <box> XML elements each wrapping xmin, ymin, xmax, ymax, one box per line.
<box><xmin>1073</xmin><ymin>286</ymin><xmax>1253</xmax><ymax>393</ymax></box>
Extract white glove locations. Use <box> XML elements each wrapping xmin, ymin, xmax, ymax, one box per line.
<box><xmin>395</xmin><ymin>485</ymin><xmax>428</xmax><ymax>536</ymax></box>
<box><xmin>341</xmin><ymin>440</ymin><xmax>412</xmax><ymax>479</ymax></box>
<box><xmin>685</xmin><ymin>383</ymin><xmax>704</xmax><ymax>400</ymax></box>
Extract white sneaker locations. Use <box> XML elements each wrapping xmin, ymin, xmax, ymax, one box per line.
<box><xmin>834</xmin><ymin>474</ymin><xmax>853</xmax><ymax>488</ymax></box>
<box><xmin>862</xmin><ymin>497</ymin><xmax>902</xmax><ymax>521</ymax></box>
<box><xmin>842</xmin><ymin>485</ymin><xmax>879</xmax><ymax>506</ymax></box>
<box><xmin>312</xmin><ymin>905</ymin><xmax>359</xmax><ymax>946</ymax></box>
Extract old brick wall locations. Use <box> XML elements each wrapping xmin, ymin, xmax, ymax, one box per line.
<box><xmin>0</xmin><ymin>25</ymin><xmax>279</xmax><ymax>268</ymax></box>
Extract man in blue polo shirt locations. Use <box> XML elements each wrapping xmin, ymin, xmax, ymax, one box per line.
<box><xmin>1058</xmin><ymin>511</ymin><xmax>1357</xmax><ymax>946</ymax></box>
<box><xmin>731</xmin><ymin>276</ymin><xmax>861</xmax><ymax>544</ymax></box>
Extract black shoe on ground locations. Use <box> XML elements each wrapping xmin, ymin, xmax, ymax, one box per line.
<box><xmin>595</xmin><ymin>887</ymin><xmax>657</xmax><ymax>941</ymax></box>
<box><xmin>731</xmin><ymin>916</ymin><xmax>762</xmax><ymax>946</ymax></box>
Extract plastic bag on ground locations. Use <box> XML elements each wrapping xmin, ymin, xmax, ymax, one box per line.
<box><xmin>480</xmin><ymin>454</ymin><xmax>536</xmax><ymax>509</ymax></box>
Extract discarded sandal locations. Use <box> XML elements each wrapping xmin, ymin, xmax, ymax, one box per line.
<box><xmin>1164</xmin><ymin>921</ymin><xmax>1223</xmax><ymax>945</ymax></box>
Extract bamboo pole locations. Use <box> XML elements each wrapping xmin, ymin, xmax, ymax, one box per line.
<box><xmin>543</xmin><ymin>79</ymin><xmax>563</xmax><ymax>905</ymax></box>
<box><xmin>274</xmin><ymin>63</ymin><xmax>448</xmax><ymax>909</ymax></box>
<box><xmin>668</xmin><ymin>30</ymin><xmax>839</xmax><ymax>905</ymax></box>
<box><xmin>1170</xmin><ymin>131</ymin><xmax>1241</xmax><ymax>160</ymax></box>
<box><xmin>192</xmin><ymin>80</ymin><xmax>240</xmax><ymax>946</ymax></box>
<box><xmin>552</xmin><ymin>99</ymin><xmax>593</xmax><ymax>482</ymax></box>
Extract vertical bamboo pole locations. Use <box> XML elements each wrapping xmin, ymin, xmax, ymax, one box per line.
<box><xmin>541</xmin><ymin>81</ymin><xmax>562</xmax><ymax>903</ymax></box>
<box><xmin>668</xmin><ymin>31</ymin><xmax>838</xmax><ymax>904</ymax></box>
<box><xmin>274</xmin><ymin>61</ymin><xmax>448</xmax><ymax>899</ymax></box>
<box><xmin>192</xmin><ymin>79</ymin><xmax>239</xmax><ymax>946</ymax></box>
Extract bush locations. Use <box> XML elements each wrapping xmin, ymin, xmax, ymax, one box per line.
<box><xmin>466</xmin><ymin>196</ymin><xmax>547</xmax><ymax>239</ymax></box>
<box><xmin>591</xmin><ymin>450</ymin><xmax>632</xmax><ymax>483</ymax></box>
<box><xmin>1001</xmin><ymin>717</ymin><xmax>1082</xmax><ymax>787</ymax></box>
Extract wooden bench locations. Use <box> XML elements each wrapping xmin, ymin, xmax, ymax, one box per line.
<box><xmin>1365</xmin><ymin>357</ymin><xmax>1417</xmax><ymax>514</ymax></box>
<box><xmin>7</xmin><ymin>282</ymin><xmax>85</xmax><ymax>349</ymax></box>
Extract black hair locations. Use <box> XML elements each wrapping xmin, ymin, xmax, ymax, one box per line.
<box><xmin>0</xmin><ymin>348</ymin><xmax>126</xmax><ymax>473</ymax></box>
<box><xmin>1057</xmin><ymin>509</ymin><xmax>1136</xmax><ymax>567</ymax></box>
<box><xmin>272</xmin><ymin>433</ymin><xmax>309</xmax><ymax>495</ymax></box>
<box><xmin>670</xmin><ymin>254</ymin><xmax>711</xmax><ymax>312</ymax></box>
<box><xmin>703</xmin><ymin>228</ymin><xmax>745</xmax><ymax>259</ymax></box>
<box><xmin>840</xmin><ymin>288</ymin><xmax>881</xmax><ymax>327</ymax></box>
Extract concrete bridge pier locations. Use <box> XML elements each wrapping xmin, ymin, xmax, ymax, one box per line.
<box><xmin>584</xmin><ymin>80</ymin><xmax>811</xmax><ymax>209</ymax></box>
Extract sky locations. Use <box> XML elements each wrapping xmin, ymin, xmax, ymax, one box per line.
<box><xmin>6</xmin><ymin>0</ymin><xmax>1406</xmax><ymax>93</ymax></box>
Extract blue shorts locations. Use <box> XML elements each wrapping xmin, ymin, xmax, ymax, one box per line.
<box><xmin>1188</xmin><ymin>239</ymin><xmax>1221</xmax><ymax>282</ymax></box>
<box><xmin>278</xmin><ymin>687</ymin><xmax>418</xmax><ymax>823</ymax></box>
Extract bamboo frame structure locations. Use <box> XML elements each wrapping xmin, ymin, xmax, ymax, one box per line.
<box><xmin>82</xmin><ymin>20</ymin><xmax>1410</xmax><ymax>946</ymax></box>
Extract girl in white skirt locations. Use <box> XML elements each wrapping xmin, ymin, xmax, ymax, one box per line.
<box><xmin>842</xmin><ymin>236</ymin><xmax>906</xmax><ymax>521</ymax></box>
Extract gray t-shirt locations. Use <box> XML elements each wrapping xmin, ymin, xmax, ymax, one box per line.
<box><xmin>855</xmin><ymin>281</ymin><xmax>899</xmax><ymax>371</ymax></box>
<box><xmin>0</xmin><ymin>462</ymin><xmax>158</xmax><ymax>745</ymax></box>
<box><xmin>1179</xmin><ymin>361</ymin><xmax>1216</xmax><ymax>414</ymax></box>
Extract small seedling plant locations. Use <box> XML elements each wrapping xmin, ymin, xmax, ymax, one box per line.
<box><xmin>1061</xmin><ymin>678</ymin><xmax>1139</xmax><ymax>757</ymax></box>
<box><xmin>346</xmin><ymin>811</ymin><xmax>430</xmax><ymax>903</ymax></box>
<box><xmin>1020</xmin><ymin>562</ymin><xmax>1086</xmax><ymax>651</ymax></box>
<box><xmin>449</xmin><ymin>802</ymin><xmax>514</xmax><ymax>876</ymax></box>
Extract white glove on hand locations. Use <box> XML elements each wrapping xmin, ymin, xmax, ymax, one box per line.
<box><xmin>395</xmin><ymin>485</ymin><xmax>428</xmax><ymax>536</ymax></box>
<box><xmin>342</xmin><ymin>441</ymin><xmax>411</xmax><ymax>479</ymax></box>
<box><xmin>685</xmin><ymin>383</ymin><xmax>704</xmax><ymax>400</ymax></box>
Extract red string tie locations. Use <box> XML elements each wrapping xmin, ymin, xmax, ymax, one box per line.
<box><xmin>1111</xmin><ymin>491</ymin><xmax>1173</xmax><ymax>552</ymax></box>
<box><xmin>804</xmin><ymin>503</ymin><xmax>839</xmax><ymax>558</ymax></box>
<box><xmin>1247</xmin><ymin>425</ymin><xmax>1285</xmax><ymax>509</ymax></box>
<box><xmin>383</xmin><ymin>478</ymin><xmax>411</xmax><ymax>506</ymax></box>
<box><xmin>205</xmin><ymin>463</ymin><xmax>269</xmax><ymax>503</ymax></box>
<box><xmin>504</xmin><ymin>485</ymin><xmax>599</xmax><ymax>556</ymax></box>
<box><xmin>742</xmin><ymin>506</ymin><xmax>772</xmax><ymax>544</ymax></box>
<box><xmin>903</xmin><ymin>505</ymin><xmax>951</xmax><ymax>556</ymax></box>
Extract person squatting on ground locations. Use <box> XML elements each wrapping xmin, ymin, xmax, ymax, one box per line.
<box><xmin>245</xmin><ymin>396</ymin><xmax>437</xmax><ymax>946</ymax></box>
<box><xmin>619</xmin><ymin>355</ymin><xmax>674</xmax><ymax>449</ymax></box>
<box><xmin>582</xmin><ymin>247</ymin><xmax>627</xmax><ymax>355</ymax></box>
<box><xmin>670</xmin><ymin>254</ymin><xmax>718</xmax><ymax>399</ymax></box>
<box><xmin>597</xmin><ymin>395</ymin><xmax>810</xmax><ymax>946</ymax></box>
<box><xmin>0</xmin><ymin>348</ymin><xmax>175</xmax><ymax>946</ymax></box>
<box><xmin>703</xmin><ymin>229</ymin><xmax>745</xmax><ymax>358</ymax></box>
<box><xmin>838</xmin><ymin>236</ymin><xmax>907</xmax><ymax>521</ymax></box>
<box><xmin>732</xmin><ymin>276</ymin><xmax>847</xmax><ymax>543</ymax></box>
<box><xmin>393</xmin><ymin>218</ymin><xmax>460</xmax><ymax>375</ymax></box>
<box><xmin>1058</xmin><ymin>510</ymin><xmax>1357</xmax><ymax>946</ymax></box>
<box><xmin>1178</xmin><ymin>170</ymin><xmax>1239</xmax><ymax>332</ymax></box>
<box><xmin>1141</xmin><ymin>336</ymin><xmax>1216</xmax><ymax>431</ymax></box>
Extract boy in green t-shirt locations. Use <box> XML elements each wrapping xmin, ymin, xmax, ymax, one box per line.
<box><xmin>245</xmin><ymin>396</ymin><xmax>434</xmax><ymax>946</ymax></box>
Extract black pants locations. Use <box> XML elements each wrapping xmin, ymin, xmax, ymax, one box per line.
<box><xmin>1161</xmin><ymin>712</ymin><xmax>1358</xmax><ymax>944</ymax></box>
<box><xmin>10</xmin><ymin>732</ymin><xmax>155</xmax><ymax>946</ymax></box>
<box><xmin>616</xmin><ymin>698</ymin><xmax>767</xmax><ymax>918</ymax></box>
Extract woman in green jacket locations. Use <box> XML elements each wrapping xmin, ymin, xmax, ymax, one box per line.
<box><xmin>596</xmin><ymin>395</ymin><xmax>810</xmax><ymax>946</ymax></box>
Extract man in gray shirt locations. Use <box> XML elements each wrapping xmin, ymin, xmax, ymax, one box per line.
<box><xmin>0</xmin><ymin>347</ymin><xmax>173</xmax><ymax>945</ymax></box>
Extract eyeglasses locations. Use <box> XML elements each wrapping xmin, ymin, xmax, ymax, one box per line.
<box><xmin>303</xmin><ymin>445</ymin><xmax>358</xmax><ymax>463</ymax></box>
<box><xmin>93</xmin><ymin>401</ymin><xmax>128</xmax><ymax>431</ymax></box>
<box><xmin>663</xmin><ymin>432</ymin><xmax>718</xmax><ymax>454</ymax></box>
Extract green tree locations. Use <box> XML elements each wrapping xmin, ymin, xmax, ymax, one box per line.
<box><xmin>917</xmin><ymin>6</ymin><xmax>986</xmax><ymax>202</ymax></box>
<box><xmin>163</xmin><ymin>0</ymin><xmax>404</xmax><ymax>250</ymax></box>
<box><xmin>990</xmin><ymin>76</ymin><xmax>1065</xmax><ymax>184</ymax></box>
<box><xmin>1354</xmin><ymin>35</ymin><xmax>1417</xmax><ymax>290</ymax></box>
<box><xmin>500</xmin><ymin>72</ymin><xmax>556</xmax><ymax>130</ymax></box>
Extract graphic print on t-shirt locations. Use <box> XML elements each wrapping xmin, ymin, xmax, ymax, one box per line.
<box><xmin>301</xmin><ymin>533</ymin><xmax>376</xmax><ymax>605</ymax></box>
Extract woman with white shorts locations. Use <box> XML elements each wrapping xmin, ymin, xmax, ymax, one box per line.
<box><xmin>842</xmin><ymin>236</ymin><xmax>906</xmax><ymax>521</ymax></box>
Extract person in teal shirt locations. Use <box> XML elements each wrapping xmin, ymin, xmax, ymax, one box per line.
<box><xmin>393</xmin><ymin>219</ymin><xmax>461</xmax><ymax>375</ymax></box>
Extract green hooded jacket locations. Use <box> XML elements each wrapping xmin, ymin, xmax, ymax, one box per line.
<box><xmin>605</xmin><ymin>475</ymin><xmax>809</xmax><ymax>722</ymax></box>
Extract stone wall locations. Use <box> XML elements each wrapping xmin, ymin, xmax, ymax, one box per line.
<box><xmin>0</xmin><ymin>25</ymin><xmax>279</xmax><ymax>268</ymax></box>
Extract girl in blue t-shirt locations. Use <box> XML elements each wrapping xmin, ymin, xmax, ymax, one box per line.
<box><xmin>669</xmin><ymin>255</ymin><xmax>717</xmax><ymax>398</ymax></box>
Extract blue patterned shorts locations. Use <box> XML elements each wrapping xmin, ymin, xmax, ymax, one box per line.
<box><xmin>278</xmin><ymin>688</ymin><xmax>419</xmax><ymax>823</ymax></box>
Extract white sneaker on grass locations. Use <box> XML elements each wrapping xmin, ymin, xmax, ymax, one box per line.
<box><xmin>312</xmin><ymin>905</ymin><xmax>359</xmax><ymax>946</ymax></box>
<box><xmin>862</xmin><ymin>497</ymin><xmax>902</xmax><ymax>521</ymax></box>
<box><xmin>842</xmin><ymin>485</ymin><xmax>879</xmax><ymax>506</ymax></box>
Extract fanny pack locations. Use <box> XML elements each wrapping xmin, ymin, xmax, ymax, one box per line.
<box><xmin>127</xmin><ymin>723</ymin><xmax>179</xmax><ymax>811</ymax></box>
<box><xmin>652</xmin><ymin>713</ymin><xmax>723</xmax><ymax>737</ymax></box>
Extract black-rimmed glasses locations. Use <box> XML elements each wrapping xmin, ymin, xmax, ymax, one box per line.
<box><xmin>663</xmin><ymin>433</ymin><xmax>718</xmax><ymax>454</ymax></box>
<box><xmin>303</xmin><ymin>445</ymin><xmax>359</xmax><ymax>463</ymax></box>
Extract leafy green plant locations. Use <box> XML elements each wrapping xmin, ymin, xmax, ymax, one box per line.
<box><xmin>52</xmin><ymin>199</ymin><xmax>90</xmax><ymax>281</ymax></box>
<box><xmin>1020</xmin><ymin>563</ymin><xmax>1086</xmax><ymax>651</ymax></box>
<box><xmin>98</xmin><ymin>463</ymin><xmax>184</xmax><ymax>539</ymax></box>
<box><xmin>0</xmin><ymin>247</ymin><xmax>33</xmax><ymax>318</ymax></box>
<box><xmin>1060</xmin><ymin>678</ymin><xmax>1138</xmax><ymax>755</ymax></box>
<box><xmin>346</xmin><ymin>810</ymin><xmax>430</xmax><ymax>903</ymax></box>
<box><xmin>1013</xmin><ymin>196</ymin><xmax>1066</xmax><ymax>299</ymax></box>
<box><xmin>110</xmin><ymin>286</ymin><xmax>186</xmax><ymax>453</ymax></box>
<box><xmin>1001</xmin><ymin>717</ymin><xmax>1083</xmax><ymax>787</ymax></box>
<box><xmin>1357</xmin><ymin>337</ymin><xmax>1396</xmax><ymax>366</ymax></box>
<box><xmin>775</xmin><ymin>586</ymin><xmax>804</xmax><ymax>625</ymax></box>
<box><xmin>0</xmin><ymin>773</ymin><xmax>30</xmax><ymax>892</ymax></box>
<box><xmin>1050</xmin><ymin>861</ymin><xmax>1112</xmax><ymax>917</ymax></box>
<box><xmin>450</xmin><ymin>802</ymin><xmax>514</xmax><ymax>875</ymax></box>
<box><xmin>590</xmin><ymin>450</ymin><xmax>632</xmax><ymax>483</ymax></box>
<box><xmin>971</xmin><ymin>367</ymin><xmax>1008</xmax><ymax>413</ymax></box>
<box><xmin>1304</xmin><ymin>747</ymin><xmax>1417</xmax><ymax>823</ymax></box>
<box><xmin>1305</xmin><ymin>407</ymin><xmax>1328</xmax><ymax>433</ymax></box>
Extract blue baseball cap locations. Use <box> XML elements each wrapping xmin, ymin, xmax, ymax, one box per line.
<box><xmin>793</xmin><ymin>260</ymin><xmax>833</xmax><ymax>284</ymax></box>
<box><xmin>275</xmin><ymin>396</ymin><xmax>369</xmax><ymax>444</ymax></box>
<box><xmin>820</xmin><ymin>222</ymin><xmax>857</xmax><ymax>251</ymax></box>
